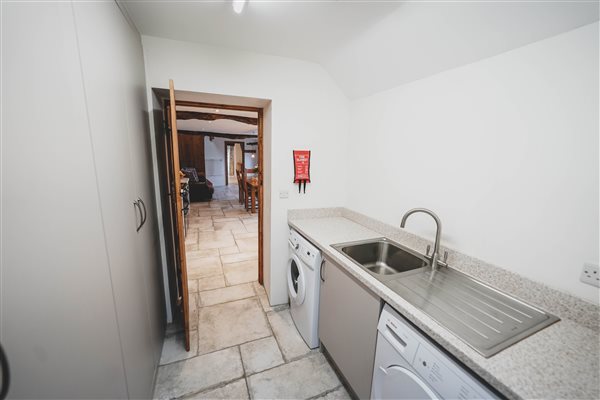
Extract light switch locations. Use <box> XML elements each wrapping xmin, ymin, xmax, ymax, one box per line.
<box><xmin>279</xmin><ymin>190</ymin><xmax>289</xmax><ymax>199</ymax></box>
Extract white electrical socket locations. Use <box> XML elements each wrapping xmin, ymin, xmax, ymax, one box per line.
<box><xmin>580</xmin><ymin>263</ymin><xmax>600</xmax><ymax>288</ymax></box>
<box><xmin>279</xmin><ymin>190</ymin><xmax>289</xmax><ymax>199</ymax></box>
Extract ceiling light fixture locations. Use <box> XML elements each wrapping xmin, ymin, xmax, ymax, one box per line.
<box><xmin>232</xmin><ymin>0</ymin><xmax>246</xmax><ymax>14</ymax></box>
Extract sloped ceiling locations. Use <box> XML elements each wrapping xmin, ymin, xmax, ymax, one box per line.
<box><xmin>123</xmin><ymin>1</ymin><xmax>599</xmax><ymax>99</ymax></box>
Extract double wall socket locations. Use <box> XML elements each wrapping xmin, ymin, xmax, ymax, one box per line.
<box><xmin>580</xmin><ymin>263</ymin><xmax>600</xmax><ymax>288</ymax></box>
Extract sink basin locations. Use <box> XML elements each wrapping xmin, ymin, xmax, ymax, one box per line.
<box><xmin>333</xmin><ymin>238</ymin><xmax>426</xmax><ymax>277</ymax></box>
<box><xmin>333</xmin><ymin>237</ymin><xmax>560</xmax><ymax>357</ymax></box>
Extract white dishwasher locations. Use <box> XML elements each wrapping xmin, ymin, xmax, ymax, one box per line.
<box><xmin>372</xmin><ymin>304</ymin><xmax>499</xmax><ymax>400</ymax></box>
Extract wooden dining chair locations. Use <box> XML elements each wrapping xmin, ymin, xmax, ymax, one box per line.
<box><xmin>235</xmin><ymin>169</ymin><xmax>244</xmax><ymax>205</ymax></box>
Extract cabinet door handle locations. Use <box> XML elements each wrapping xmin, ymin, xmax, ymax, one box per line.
<box><xmin>133</xmin><ymin>201</ymin><xmax>143</xmax><ymax>232</ymax></box>
<box><xmin>0</xmin><ymin>342</ymin><xmax>10</xmax><ymax>400</ymax></box>
<box><xmin>320</xmin><ymin>259</ymin><xmax>326</xmax><ymax>282</ymax></box>
<box><xmin>138</xmin><ymin>197</ymin><xmax>147</xmax><ymax>228</ymax></box>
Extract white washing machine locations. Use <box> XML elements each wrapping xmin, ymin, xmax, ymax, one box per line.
<box><xmin>372</xmin><ymin>304</ymin><xmax>499</xmax><ymax>400</ymax></box>
<box><xmin>287</xmin><ymin>228</ymin><xmax>322</xmax><ymax>349</ymax></box>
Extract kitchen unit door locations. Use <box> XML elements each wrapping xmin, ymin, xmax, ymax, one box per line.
<box><xmin>119</xmin><ymin>17</ymin><xmax>165</xmax><ymax>365</ymax></box>
<box><xmin>166</xmin><ymin>80</ymin><xmax>192</xmax><ymax>351</ymax></box>
<box><xmin>73</xmin><ymin>3</ymin><xmax>157</xmax><ymax>398</ymax></box>
<box><xmin>1</xmin><ymin>3</ymin><xmax>129</xmax><ymax>397</ymax></box>
<box><xmin>319</xmin><ymin>258</ymin><xmax>381</xmax><ymax>399</ymax></box>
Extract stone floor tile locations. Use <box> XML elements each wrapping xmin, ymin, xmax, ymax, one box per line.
<box><xmin>198</xmin><ymin>231</ymin><xmax>236</xmax><ymax>250</ymax></box>
<box><xmin>187</xmin><ymin>248</ymin><xmax>220</xmax><ymax>258</ymax></box>
<box><xmin>219</xmin><ymin>245</ymin><xmax>240</xmax><ymax>256</ymax></box>
<box><xmin>240</xmin><ymin>336</ymin><xmax>284</xmax><ymax>375</ymax></box>
<box><xmin>197</xmin><ymin>275</ymin><xmax>226</xmax><ymax>291</ymax></box>
<box><xmin>188</xmin><ymin>280</ymin><xmax>198</xmax><ymax>293</ymax></box>
<box><xmin>314</xmin><ymin>386</ymin><xmax>352</xmax><ymax>400</ymax></box>
<box><xmin>243</xmin><ymin>221</ymin><xmax>258</xmax><ymax>233</ymax></box>
<box><xmin>198</xmin><ymin>208</ymin><xmax>225</xmax><ymax>218</ymax></box>
<box><xmin>199</xmin><ymin>283</ymin><xmax>255</xmax><ymax>307</ymax></box>
<box><xmin>154</xmin><ymin>347</ymin><xmax>243</xmax><ymax>400</ymax></box>
<box><xmin>187</xmin><ymin>256</ymin><xmax>223</xmax><ymax>279</ymax></box>
<box><xmin>208</xmin><ymin>200</ymin><xmax>232</xmax><ymax>208</ymax></box>
<box><xmin>233</xmin><ymin>231</ymin><xmax>258</xmax><ymax>240</ymax></box>
<box><xmin>224</xmin><ymin>208</ymin><xmax>252</xmax><ymax>217</ymax></box>
<box><xmin>185</xmin><ymin>243</ymin><xmax>199</xmax><ymax>252</ymax></box>
<box><xmin>235</xmin><ymin>237</ymin><xmax>258</xmax><ymax>253</ymax></box>
<box><xmin>160</xmin><ymin>330</ymin><xmax>198</xmax><ymax>365</ymax></box>
<box><xmin>258</xmin><ymin>294</ymin><xmax>273</xmax><ymax>312</ymax></box>
<box><xmin>252</xmin><ymin>281</ymin><xmax>266</xmax><ymax>296</ymax></box>
<box><xmin>221</xmin><ymin>252</ymin><xmax>258</xmax><ymax>264</ymax></box>
<box><xmin>246</xmin><ymin>353</ymin><xmax>339</xmax><ymax>400</ymax></box>
<box><xmin>197</xmin><ymin>298</ymin><xmax>270</xmax><ymax>355</ymax></box>
<box><xmin>267</xmin><ymin>309</ymin><xmax>310</xmax><ymax>360</ymax></box>
<box><xmin>191</xmin><ymin>202</ymin><xmax>212</xmax><ymax>209</ymax></box>
<box><xmin>212</xmin><ymin>216</ymin><xmax>240</xmax><ymax>223</ymax></box>
<box><xmin>189</xmin><ymin>293</ymin><xmax>198</xmax><ymax>330</ymax></box>
<box><xmin>214</xmin><ymin>220</ymin><xmax>247</xmax><ymax>233</ymax></box>
<box><xmin>184</xmin><ymin>379</ymin><xmax>249</xmax><ymax>400</ymax></box>
<box><xmin>185</xmin><ymin>229</ymin><xmax>198</xmax><ymax>245</ymax></box>
<box><xmin>188</xmin><ymin>217</ymin><xmax>213</xmax><ymax>231</ymax></box>
<box><xmin>223</xmin><ymin>259</ymin><xmax>258</xmax><ymax>286</ymax></box>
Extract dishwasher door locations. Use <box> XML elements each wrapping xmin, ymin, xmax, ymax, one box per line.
<box><xmin>372</xmin><ymin>331</ymin><xmax>439</xmax><ymax>400</ymax></box>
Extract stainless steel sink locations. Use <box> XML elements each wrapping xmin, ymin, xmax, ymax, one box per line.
<box><xmin>333</xmin><ymin>238</ymin><xmax>426</xmax><ymax>278</ymax></box>
<box><xmin>332</xmin><ymin>237</ymin><xmax>560</xmax><ymax>357</ymax></box>
<box><xmin>386</xmin><ymin>268</ymin><xmax>560</xmax><ymax>357</ymax></box>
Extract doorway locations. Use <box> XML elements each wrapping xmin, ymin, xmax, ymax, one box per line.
<box><xmin>153</xmin><ymin>86</ymin><xmax>266</xmax><ymax>351</ymax></box>
<box><xmin>224</xmin><ymin>141</ymin><xmax>245</xmax><ymax>186</ymax></box>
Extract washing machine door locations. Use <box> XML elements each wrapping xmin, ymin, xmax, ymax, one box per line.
<box><xmin>287</xmin><ymin>254</ymin><xmax>306</xmax><ymax>305</ymax></box>
<box><xmin>372</xmin><ymin>365</ymin><xmax>439</xmax><ymax>400</ymax></box>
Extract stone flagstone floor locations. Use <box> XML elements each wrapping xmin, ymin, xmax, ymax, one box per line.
<box><xmin>154</xmin><ymin>185</ymin><xmax>350</xmax><ymax>400</ymax></box>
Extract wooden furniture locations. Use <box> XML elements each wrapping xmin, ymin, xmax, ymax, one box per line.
<box><xmin>178</xmin><ymin>134</ymin><xmax>206</xmax><ymax>176</ymax></box>
<box><xmin>236</xmin><ymin>169</ymin><xmax>244</xmax><ymax>204</ymax></box>
<box><xmin>319</xmin><ymin>257</ymin><xmax>381</xmax><ymax>399</ymax></box>
<box><xmin>245</xmin><ymin>176</ymin><xmax>259</xmax><ymax>213</ymax></box>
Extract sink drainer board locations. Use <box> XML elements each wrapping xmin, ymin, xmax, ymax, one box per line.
<box><xmin>333</xmin><ymin>238</ymin><xmax>560</xmax><ymax>358</ymax></box>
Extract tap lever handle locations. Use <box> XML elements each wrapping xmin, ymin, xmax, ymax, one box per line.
<box><xmin>425</xmin><ymin>245</ymin><xmax>431</xmax><ymax>257</ymax></box>
<box><xmin>443</xmin><ymin>251</ymin><xmax>448</xmax><ymax>264</ymax></box>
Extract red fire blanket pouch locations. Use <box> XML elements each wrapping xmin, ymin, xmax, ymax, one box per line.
<box><xmin>293</xmin><ymin>150</ymin><xmax>311</xmax><ymax>193</ymax></box>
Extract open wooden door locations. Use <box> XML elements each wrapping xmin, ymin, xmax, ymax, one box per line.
<box><xmin>166</xmin><ymin>80</ymin><xmax>191</xmax><ymax>351</ymax></box>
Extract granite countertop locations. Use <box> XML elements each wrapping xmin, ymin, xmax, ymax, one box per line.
<box><xmin>288</xmin><ymin>208</ymin><xmax>600</xmax><ymax>400</ymax></box>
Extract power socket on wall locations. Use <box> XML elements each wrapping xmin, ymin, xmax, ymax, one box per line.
<box><xmin>580</xmin><ymin>263</ymin><xmax>600</xmax><ymax>288</ymax></box>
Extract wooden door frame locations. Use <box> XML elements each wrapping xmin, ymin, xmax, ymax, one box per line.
<box><xmin>154</xmin><ymin>93</ymin><xmax>265</xmax><ymax>289</ymax></box>
<box><xmin>224</xmin><ymin>141</ymin><xmax>245</xmax><ymax>186</ymax></box>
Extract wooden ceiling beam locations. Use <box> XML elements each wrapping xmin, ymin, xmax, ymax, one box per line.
<box><xmin>178</xmin><ymin>130</ymin><xmax>257</xmax><ymax>140</ymax></box>
<box><xmin>175</xmin><ymin>99</ymin><xmax>261</xmax><ymax>112</ymax></box>
<box><xmin>176</xmin><ymin>110</ymin><xmax>258</xmax><ymax>125</ymax></box>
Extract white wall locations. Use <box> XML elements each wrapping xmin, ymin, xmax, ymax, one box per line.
<box><xmin>204</xmin><ymin>137</ymin><xmax>226</xmax><ymax>186</ymax></box>
<box><xmin>347</xmin><ymin>23</ymin><xmax>599</xmax><ymax>303</ymax></box>
<box><xmin>142</xmin><ymin>36</ymin><xmax>350</xmax><ymax>304</ymax></box>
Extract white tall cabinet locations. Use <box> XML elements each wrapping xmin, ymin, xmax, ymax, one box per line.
<box><xmin>1</xmin><ymin>2</ymin><xmax>163</xmax><ymax>398</ymax></box>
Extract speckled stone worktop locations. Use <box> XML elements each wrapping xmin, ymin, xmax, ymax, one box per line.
<box><xmin>288</xmin><ymin>208</ymin><xmax>600</xmax><ymax>400</ymax></box>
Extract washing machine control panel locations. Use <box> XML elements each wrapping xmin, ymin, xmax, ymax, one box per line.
<box><xmin>289</xmin><ymin>228</ymin><xmax>321</xmax><ymax>269</ymax></box>
<box><xmin>300</xmin><ymin>246</ymin><xmax>318</xmax><ymax>265</ymax></box>
<box><xmin>289</xmin><ymin>229</ymin><xmax>300</xmax><ymax>250</ymax></box>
